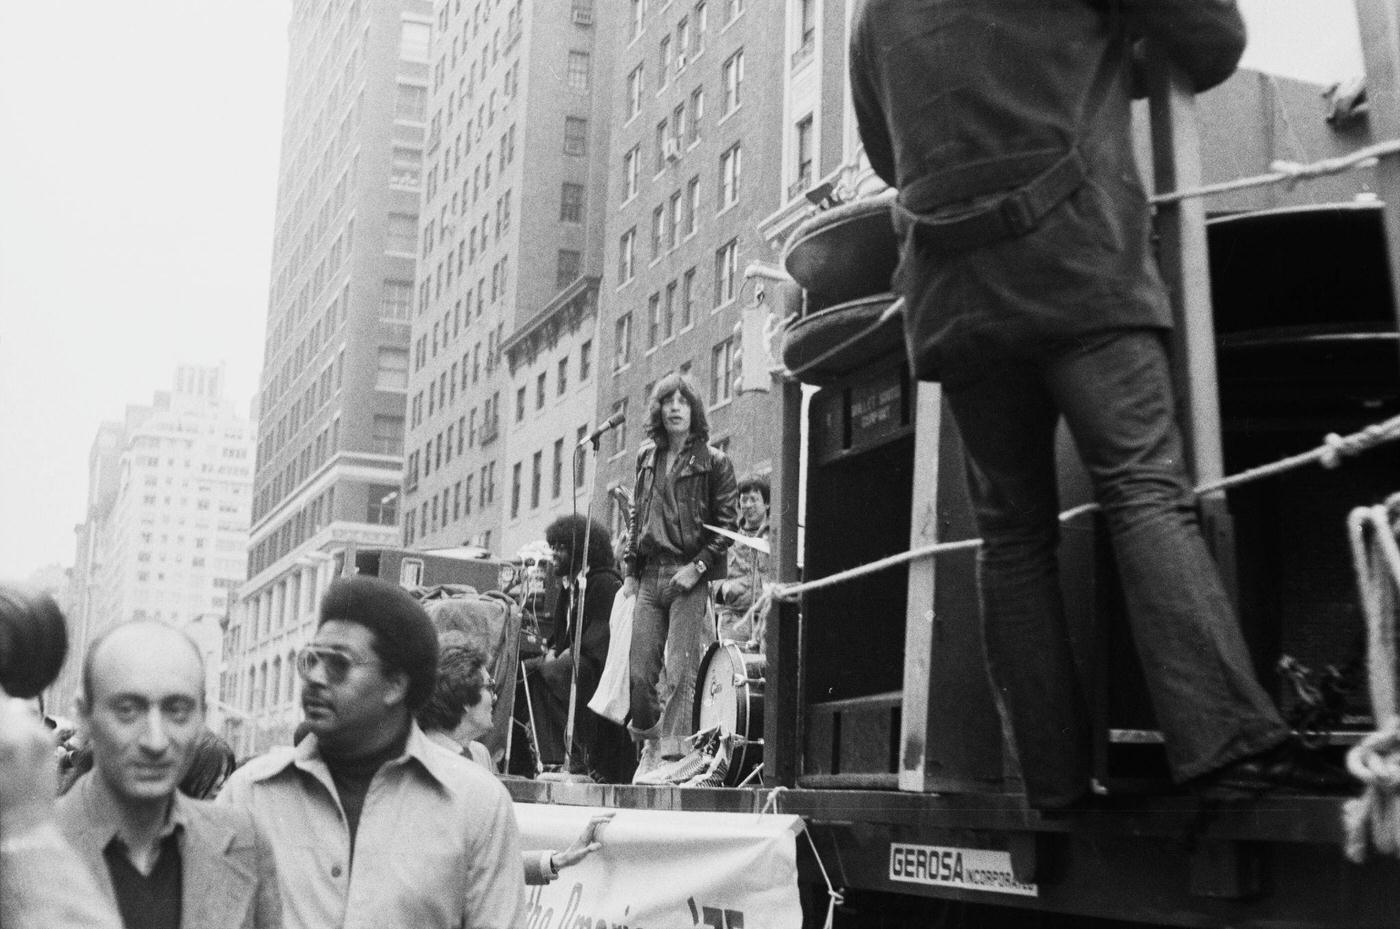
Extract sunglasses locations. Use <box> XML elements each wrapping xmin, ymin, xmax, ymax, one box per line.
<box><xmin>296</xmin><ymin>646</ymin><xmax>376</xmax><ymax>683</ymax></box>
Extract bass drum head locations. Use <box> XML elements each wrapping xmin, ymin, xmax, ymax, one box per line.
<box><xmin>693</xmin><ymin>641</ymin><xmax>766</xmax><ymax>786</ymax></box>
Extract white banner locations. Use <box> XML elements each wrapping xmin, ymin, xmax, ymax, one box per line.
<box><xmin>514</xmin><ymin>803</ymin><xmax>806</xmax><ymax>929</ymax></box>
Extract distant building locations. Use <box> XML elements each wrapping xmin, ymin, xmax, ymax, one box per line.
<box><xmin>402</xmin><ymin>0</ymin><xmax>617</xmax><ymax>558</ymax></box>
<box><xmin>589</xmin><ymin>0</ymin><xmax>790</xmax><ymax>533</ymax></box>
<box><xmin>55</xmin><ymin>365</ymin><xmax>253</xmax><ymax>728</ymax></box>
<box><xmin>228</xmin><ymin>0</ymin><xmax>432</xmax><ymax>756</ymax></box>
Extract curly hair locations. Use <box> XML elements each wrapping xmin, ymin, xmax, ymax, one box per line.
<box><xmin>643</xmin><ymin>373</ymin><xmax>709</xmax><ymax>448</ymax></box>
<box><xmin>545</xmin><ymin>514</ymin><xmax>614</xmax><ymax>572</ymax></box>
<box><xmin>416</xmin><ymin>634</ymin><xmax>491</xmax><ymax>733</ymax></box>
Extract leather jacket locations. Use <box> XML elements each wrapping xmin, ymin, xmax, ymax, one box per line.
<box><xmin>623</xmin><ymin>440</ymin><xmax>738</xmax><ymax>583</ymax></box>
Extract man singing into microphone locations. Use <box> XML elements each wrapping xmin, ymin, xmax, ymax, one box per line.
<box><xmin>621</xmin><ymin>374</ymin><xmax>738</xmax><ymax>780</ymax></box>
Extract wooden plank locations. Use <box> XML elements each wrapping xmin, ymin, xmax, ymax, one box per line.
<box><xmin>1355</xmin><ymin>0</ymin><xmax>1400</xmax><ymax>360</ymax></box>
<box><xmin>764</xmin><ymin>378</ymin><xmax>805</xmax><ymax>787</ymax></box>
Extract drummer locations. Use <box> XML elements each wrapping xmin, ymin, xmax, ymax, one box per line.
<box><xmin>713</xmin><ymin>474</ymin><xmax>771</xmax><ymax>649</ymax></box>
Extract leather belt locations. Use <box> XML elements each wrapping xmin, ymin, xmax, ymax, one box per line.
<box><xmin>892</xmin><ymin>148</ymin><xmax>1087</xmax><ymax>255</ymax></box>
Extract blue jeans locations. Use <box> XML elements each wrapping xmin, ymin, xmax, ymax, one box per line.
<box><xmin>628</xmin><ymin>561</ymin><xmax>715</xmax><ymax>756</ymax></box>
<box><xmin>944</xmin><ymin>330</ymin><xmax>1287</xmax><ymax>807</ymax></box>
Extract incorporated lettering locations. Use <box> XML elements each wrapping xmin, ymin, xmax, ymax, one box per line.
<box><xmin>887</xmin><ymin>843</ymin><xmax>1038</xmax><ymax>897</ymax></box>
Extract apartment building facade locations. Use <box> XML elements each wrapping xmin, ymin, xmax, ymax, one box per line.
<box><xmin>227</xmin><ymin>0</ymin><xmax>432</xmax><ymax>756</ymax></box>
<box><xmin>591</xmin><ymin>0</ymin><xmax>788</xmax><ymax>531</ymax></box>
<box><xmin>402</xmin><ymin>0</ymin><xmax>617</xmax><ymax>556</ymax></box>
<box><xmin>55</xmin><ymin>366</ymin><xmax>254</xmax><ymax>727</ymax></box>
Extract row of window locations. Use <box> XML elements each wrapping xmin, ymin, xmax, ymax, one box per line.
<box><xmin>249</xmin><ymin>483</ymin><xmax>336</xmax><ymax>578</ymax></box>
<box><xmin>253</xmin><ymin>415</ymin><xmax>339</xmax><ymax>525</ymax></box>
<box><xmin>511</xmin><ymin>342</ymin><xmax>593</xmax><ymax>423</ymax></box>
<box><xmin>508</xmin><ymin>432</ymin><xmax>590</xmax><ymax>519</ymax></box>
<box><xmin>403</xmin><ymin>462</ymin><xmax>499</xmax><ymax>546</ymax></box>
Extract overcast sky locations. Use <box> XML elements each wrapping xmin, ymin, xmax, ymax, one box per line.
<box><xmin>0</xmin><ymin>0</ymin><xmax>1367</xmax><ymax>583</ymax></box>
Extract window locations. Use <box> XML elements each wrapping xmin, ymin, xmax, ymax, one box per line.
<box><xmin>580</xmin><ymin>339</ymin><xmax>592</xmax><ymax>380</ymax></box>
<box><xmin>381</xmin><ymin>280</ymin><xmax>413</xmax><ymax>319</ymax></box>
<box><xmin>567</xmin><ymin>50</ymin><xmax>591</xmax><ymax>91</ymax></box>
<box><xmin>576</xmin><ymin>426</ymin><xmax>589</xmax><ymax>485</ymax></box>
<box><xmin>531</xmin><ymin>451</ymin><xmax>542</xmax><ymax>508</ymax></box>
<box><xmin>618</xmin><ymin>228</ymin><xmax>636</xmax><ymax>282</ymax></box>
<box><xmin>721</xmin><ymin>50</ymin><xmax>744</xmax><ymax>115</ymax></box>
<box><xmin>626</xmin><ymin>65</ymin><xmax>645</xmax><ymax>119</ymax></box>
<box><xmin>719</xmin><ymin>143</ymin><xmax>741</xmax><ymax>208</ymax></box>
<box><xmin>511</xmin><ymin>462</ymin><xmax>522</xmax><ymax>517</ymax></box>
<box><xmin>692</xmin><ymin>0</ymin><xmax>708</xmax><ymax>54</ymax></box>
<box><xmin>677</xmin><ymin>17</ymin><xmax>692</xmax><ymax>65</ymax></box>
<box><xmin>536</xmin><ymin>372</ymin><xmax>547</xmax><ymax>409</ymax></box>
<box><xmin>659</xmin><ymin>36</ymin><xmax>672</xmax><ymax>86</ymax></box>
<box><xmin>655</xmin><ymin>119</ymin><xmax>669</xmax><ymax>173</ymax></box>
<box><xmin>560</xmin><ymin>183</ymin><xmax>584</xmax><ymax>223</ymax></box>
<box><xmin>797</xmin><ymin>0</ymin><xmax>817</xmax><ymax>51</ymax></box>
<box><xmin>558</xmin><ymin>357</ymin><xmax>569</xmax><ymax>395</ymax></box>
<box><xmin>552</xmin><ymin>438</ymin><xmax>564</xmax><ymax>498</ymax></box>
<box><xmin>614</xmin><ymin>313</ymin><xmax>633</xmax><ymax>370</ymax></box>
<box><xmin>386</xmin><ymin>213</ymin><xmax>419</xmax><ymax>254</ymax></box>
<box><xmin>630</xmin><ymin>0</ymin><xmax>645</xmax><ymax>39</ymax></box>
<box><xmin>390</xmin><ymin>146</ymin><xmax>422</xmax><ymax>186</ymax></box>
<box><xmin>725</xmin><ymin>0</ymin><xmax>744</xmax><ymax>23</ymax></box>
<box><xmin>396</xmin><ymin>83</ymin><xmax>428</xmax><ymax>121</ymax></box>
<box><xmin>651</xmin><ymin>204</ymin><xmax>665</xmax><ymax>259</ymax></box>
<box><xmin>685</xmin><ymin>176</ymin><xmax>700</xmax><ymax>236</ymax></box>
<box><xmin>714</xmin><ymin>239</ymin><xmax>738</xmax><ymax>307</ymax></box>
<box><xmin>711</xmin><ymin>337</ymin><xmax>734</xmax><ymax>405</ymax></box>
<box><xmin>668</xmin><ymin>190</ymin><xmax>683</xmax><ymax>248</ymax></box>
<box><xmin>563</xmin><ymin>117</ymin><xmax>588</xmax><ymax>155</ymax></box>
<box><xmin>688</xmin><ymin>86</ymin><xmax>704</xmax><ymax>144</ymax></box>
<box><xmin>557</xmin><ymin>249</ymin><xmax>582</xmax><ymax>289</ymax></box>
<box><xmin>794</xmin><ymin>114</ymin><xmax>815</xmax><ymax>194</ymax></box>
<box><xmin>610</xmin><ymin>398</ymin><xmax>630</xmax><ymax>455</ymax></box>
<box><xmin>375</xmin><ymin>348</ymin><xmax>410</xmax><ymax>389</ymax></box>
<box><xmin>664</xmin><ymin>281</ymin><xmax>678</xmax><ymax>340</ymax></box>
<box><xmin>367</xmin><ymin>484</ymin><xmax>399</xmax><ymax>525</ymax></box>
<box><xmin>623</xmin><ymin>145</ymin><xmax>641</xmax><ymax>201</ymax></box>
<box><xmin>516</xmin><ymin>386</ymin><xmax>526</xmax><ymax>421</ymax></box>
<box><xmin>371</xmin><ymin>415</ymin><xmax>404</xmax><ymax>455</ymax></box>
<box><xmin>647</xmin><ymin>292</ymin><xmax>661</xmax><ymax>348</ymax></box>
<box><xmin>400</xmin><ymin>21</ymin><xmax>431</xmax><ymax>61</ymax></box>
<box><xmin>681</xmin><ymin>267</ymin><xmax>697</xmax><ymax>329</ymax></box>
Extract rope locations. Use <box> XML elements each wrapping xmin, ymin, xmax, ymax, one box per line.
<box><xmin>759</xmin><ymin>788</ymin><xmax>845</xmax><ymax>929</ymax></box>
<box><xmin>772</xmin><ymin>413</ymin><xmax>1400</xmax><ymax>601</ymax></box>
<box><xmin>1151</xmin><ymin>138</ymin><xmax>1400</xmax><ymax>205</ymax></box>
<box><xmin>1343</xmin><ymin>495</ymin><xmax>1400</xmax><ymax>863</ymax></box>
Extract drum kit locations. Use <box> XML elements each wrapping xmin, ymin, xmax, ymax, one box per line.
<box><xmin>692</xmin><ymin>524</ymin><xmax>769</xmax><ymax>787</ymax></box>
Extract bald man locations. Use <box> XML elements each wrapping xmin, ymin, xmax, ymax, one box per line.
<box><xmin>56</xmin><ymin>621</ymin><xmax>281</xmax><ymax>929</ymax></box>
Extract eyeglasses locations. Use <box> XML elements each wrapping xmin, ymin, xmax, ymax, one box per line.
<box><xmin>296</xmin><ymin>646</ymin><xmax>376</xmax><ymax>683</ymax></box>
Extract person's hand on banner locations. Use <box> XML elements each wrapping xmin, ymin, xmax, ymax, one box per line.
<box><xmin>553</xmin><ymin>813</ymin><xmax>615</xmax><ymax>871</ymax></box>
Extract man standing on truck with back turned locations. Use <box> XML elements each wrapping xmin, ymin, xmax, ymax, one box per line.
<box><xmin>848</xmin><ymin>0</ymin><xmax>1349</xmax><ymax>809</ymax></box>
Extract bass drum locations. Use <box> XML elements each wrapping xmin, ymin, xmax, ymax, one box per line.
<box><xmin>693</xmin><ymin>642</ymin><xmax>766</xmax><ymax>786</ymax></box>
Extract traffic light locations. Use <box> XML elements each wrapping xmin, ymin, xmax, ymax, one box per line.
<box><xmin>733</xmin><ymin>299</ymin><xmax>772</xmax><ymax>395</ymax></box>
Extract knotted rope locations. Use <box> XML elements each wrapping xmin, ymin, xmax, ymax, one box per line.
<box><xmin>1343</xmin><ymin>494</ymin><xmax>1400</xmax><ymax>863</ymax></box>
<box><xmin>772</xmin><ymin>413</ymin><xmax>1400</xmax><ymax>602</ymax></box>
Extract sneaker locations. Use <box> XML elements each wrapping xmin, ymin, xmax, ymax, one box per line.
<box><xmin>635</xmin><ymin>749</ymin><xmax>706</xmax><ymax>785</ymax></box>
<box><xmin>631</xmin><ymin>739</ymin><xmax>663</xmax><ymax>784</ymax></box>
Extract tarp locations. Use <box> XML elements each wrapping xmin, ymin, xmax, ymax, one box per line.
<box><xmin>514</xmin><ymin>803</ymin><xmax>805</xmax><ymax>929</ymax></box>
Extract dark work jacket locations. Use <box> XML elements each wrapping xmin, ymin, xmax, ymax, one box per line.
<box><xmin>624</xmin><ymin>440</ymin><xmax>738</xmax><ymax>583</ymax></box>
<box><xmin>848</xmin><ymin>0</ymin><xmax>1246</xmax><ymax>385</ymax></box>
<box><xmin>547</xmin><ymin>565</ymin><xmax>622</xmax><ymax>693</ymax></box>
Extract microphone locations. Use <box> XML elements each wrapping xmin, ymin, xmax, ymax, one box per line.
<box><xmin>578</xmin><ymin>412</ymin><xmax>626</xmax><ymax>447</ymax></box>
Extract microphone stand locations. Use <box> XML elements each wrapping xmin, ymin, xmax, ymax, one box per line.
<box><xmin>559</xmin><ymin>435</ymin><xmax>601</xmax><ymax>779</ymax></box>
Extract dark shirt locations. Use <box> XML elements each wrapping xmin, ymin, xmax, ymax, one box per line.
<box><xmin>322</xmin><ymin>726</ymin><xmax>409</xmax><ymax>862</ymax></box>
<box><xmin>638</xmin><ymin>440</ymin><xmax>694</xmax><ymax>561</ymax></box>
<box><xmin>104</xmin><ymin>831</ymin><xmax>182</xmax><ymax>929</ymax></box>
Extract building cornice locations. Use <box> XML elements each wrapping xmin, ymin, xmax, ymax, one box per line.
<box><xmin>501</xmin><ymin>275</ymin><xmax>601</xmax><ymax>375</ymax></box>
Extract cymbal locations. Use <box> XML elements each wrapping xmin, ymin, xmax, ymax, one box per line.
<box><xmin>702</xmin><ymin>524</ymin><xmax>771</xmax><ymax>555</ymax></box>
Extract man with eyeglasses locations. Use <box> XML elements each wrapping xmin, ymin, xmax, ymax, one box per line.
<box><xmin>55</xmin><ymin>620</ymin><xmax>281</xmax><ymax>929</ymax></box>
<box><xmin>219</xmin><ymin>576</ymin><xmax>526</xmax><ymax>929</ymax></box>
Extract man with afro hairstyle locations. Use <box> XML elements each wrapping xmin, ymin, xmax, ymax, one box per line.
<box><xmin>219</xmin><ymin>575</ymin><xmax>526</xmax><ymax>928</ymax></box>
